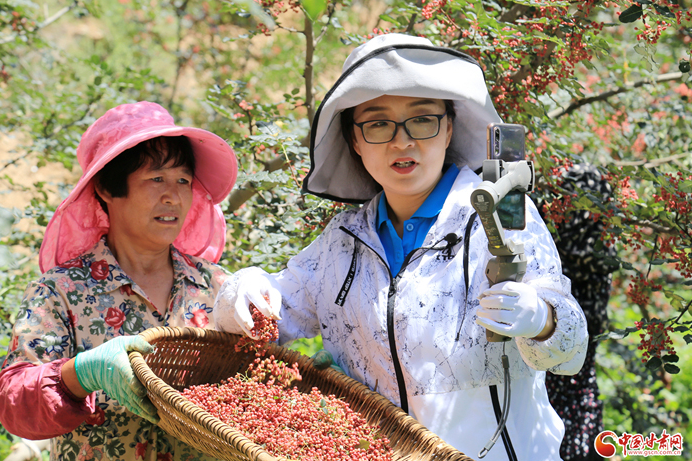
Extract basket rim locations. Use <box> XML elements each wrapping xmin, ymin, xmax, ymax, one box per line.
<box><xmin>130</xmin><ymin>326</ymin><xmax>472</xmax><ymax>461</ymax></box>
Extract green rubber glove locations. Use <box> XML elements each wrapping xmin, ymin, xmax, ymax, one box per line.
<box><xmin>74</xmin><ymin>336</ymin><xmax>159</xmax><ymax>424</ymax></box>
<box><xmin>311</xmin><ymin>349</ymin><xmax>346</xmax><ymax>375</ymax></box>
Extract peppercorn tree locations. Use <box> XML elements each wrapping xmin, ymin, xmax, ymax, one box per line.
<box><xmin>1</xmin><ymin>0</ymin><xmax>691</xmax><ymax>456</ymax></box>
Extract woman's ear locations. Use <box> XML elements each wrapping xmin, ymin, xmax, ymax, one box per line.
<box><xmin>445</xmin><ymin>116</ymin><xmax>453</xmax><ymax>149</ymax></box>
<box><xmin>94</xmin><ymin>180</ymin><xmax>113</xmax><ymax>205</ymax></box>
<box><xmin>351</xmin><ymin>131</ymin><xmax>363</xmax><ymax>157</ymax></box>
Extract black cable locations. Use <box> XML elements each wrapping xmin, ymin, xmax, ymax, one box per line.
<box><xmin>478</xmin><ymin>342</ymin><xmax>512</xmax><ymax>459</ymax></box>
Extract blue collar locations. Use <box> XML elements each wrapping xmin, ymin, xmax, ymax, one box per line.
<box><xmin>377</xmin><ymin>163</ymin><xmax>459</xmax><ymax>227</ymax></box>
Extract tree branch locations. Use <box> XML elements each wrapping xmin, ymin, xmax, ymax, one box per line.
<box><xmin>167</xmin><ymin>0</ymin><xmax>191</xmax><ymax>110</ymax></box>
<box><xmin>314</xmin><ymin>1</ymin><xmax>336</xmax><ymax>46</ymax></box>
<box><xmin>672</xmin><ymin>298</ymin><xmax>692</xmax><ymax>325</ymax></box>
<box><xmin>225</xmin><ymin>155</ymin><xmax>289</xmax><ymax>212</ymax></box>
<box><xmin>613</xmin><ymin>153</ymin><xmax>689</xmax><ymax>168</ymax></box>
<box><xmin>405</xmin><ymin>12</ymin><xmax>418</xmax><ymax>33</ymax></box>
<box><xmin>302</xmin><ymin>12</ymin><xmax>316</xmax><ymax>125</ymax></box>
<box><xmin>225</xmin><ymin>133</ymin><xmax>310</xmax><ymax>213</ymax></box>
<box><xmin>226</xmin><ymin>7</ymin><xmax>321</xmax><ymax>214</ymax></box>
<box><xmin>498</xmin><ymin>4</ymin><xmax>531</xmax><ymax>23</ymax></box>
<box><xmin>622</xmin><ymin>218</ymin><xmax>674</xmax><ymax>234</ymax></box>
<box><xmin>0</xmin><ymin>1</ymin><xmax>78</xmax><ymax>45</ymax></box>
<box><xmin>548</xmin><ymin>72</ymin><xmax>685</xmax><ymax>119</ymax></box>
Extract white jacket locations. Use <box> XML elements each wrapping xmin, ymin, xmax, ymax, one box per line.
<box><xmin>228</xmin><ymin>166</ymin><xmax>588</xmax><ymax>461</ymax></box>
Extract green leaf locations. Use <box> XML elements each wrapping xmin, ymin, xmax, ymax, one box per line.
<box><xmin>646</xmin><ymin>356</ymin><xmax>662</xmax><ymax>370</ymax></box>
<box><xmin>662</xmin><ymin>354</ymin><xmax>679</xmax><ymax>363</ymax></box>
<box><xmin>302</xmin><ymin>0</ymin><xmax>327</xmax><ymax>20</ymax></box>
<box><xmin>105</xmin><ymin>439</ymin><xmax>126</xmax><ymax>458</ymax></box>
<box><xmin>663</xmin><ymin>363</ymin><xmax>680</xmax><ymax>374</ymax></box>
<box><xmin>379</xmin><ymin>14</ymin><xmax>399</xmax><ymax>25</ymax></box>
<box><xmin>577</xmin><ymin>196</ymin><xmax>593</xmax><ymax>207</ymax></box>
<box><xmin>359</xmin><ymin>440</ymin><xmax>371</xmax><ymax>450</ymax></box>
<box><xmin>684</xmin><ymin>334</ymin><xmax>692</xmax><ymax>344</ymax></box>
<box><xmin>663</xmin><ymin>290</ymin><xmax>684</xmax><ymax>302</ymax></box>
<box><xmin>606</xmin><ymin>329</ymin><xmax>632</xmax><ymax>340</ymax></box>
<box><xmin>653</xmin><ymin>4</ymin><xmax>675</xmax><ymax>18</ymax></box>
<box><xmin>678</xmin><ymin>180</ymin><xmax>692</xmax><ymax>194</ymax></box>
<box><xmin>638</xmin><ymin>167</ymin><xmax>658</xmax><ymax>181</ymax></box>
<box><xmin>633</xmin><ymin>44</ymin><xmax>649</xmax><ymax>56</ymax></box>
<box><xmin>680</xmin><ymin>60</ymin><xmax>691</xmax><ymax>74</ymax></box>
<box><xmin>603</xmin><ymin>256</ymin><xmax>620</xmax><ymax>268</ymax></box>
<box><xmin>231</xmin><ymin>0</ymin><xmax>276</xmax><ymax>28</ymax></box>
<box><xmin>619</xmin><ymin>4</ymin><xmax>643</xmax><ymax>23</ymax></box>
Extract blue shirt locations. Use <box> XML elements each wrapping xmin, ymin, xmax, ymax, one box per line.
<box><xmin>377</xmin><ymin>164</ymin><xmax>459</xmax><ymax>275</ymax></box>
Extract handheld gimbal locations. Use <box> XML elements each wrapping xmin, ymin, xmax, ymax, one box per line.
<box><xmin>470</xmin><ymin>157</ymin><xmax>535</xmax><ymax>458</ymax></box>
<box><xmin>471</xmin><ymin>159</ymin><xmax>535</xmax><ymax>341</ymax></box>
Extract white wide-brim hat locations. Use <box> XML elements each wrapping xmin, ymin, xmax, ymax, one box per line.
<box><xmin>303</xmin><ymin>33</ymin><xmax>502</xmax><ymax>203</ymax></box>
<box><xmin>39</xmin><ymin>102</ymin><xmax>238</xmax><ymax>272</ymax></box>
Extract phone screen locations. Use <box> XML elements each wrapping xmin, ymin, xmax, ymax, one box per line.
<box><xmin>487</xmin><ymin>124</ymin><xmax>526</xmax><ymax>230</ymax></box>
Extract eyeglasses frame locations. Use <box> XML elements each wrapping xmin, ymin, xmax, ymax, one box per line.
<box><xmin>352</xmin><ymin>112</ymin><xmax>449</xmax><ymax>144</ymax></box>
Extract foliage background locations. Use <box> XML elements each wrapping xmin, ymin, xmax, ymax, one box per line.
<box><xmin>1</xmin><ymin>0</ymin><xmax>691</xmax><ymax>459</ymax></box>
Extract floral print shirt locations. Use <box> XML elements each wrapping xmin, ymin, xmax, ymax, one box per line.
<box><xmin>1</xmin><ymin>237</ymin><xmax>230</xmax><ymax>461</ymax></box>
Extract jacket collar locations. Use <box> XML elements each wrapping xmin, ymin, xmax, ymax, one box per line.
<box><xmin>428</xmin><ymin>165</ymin><xmax>481</xmax><ymax>240</ymax></box>
<box><xmin>342</xmin><ymin>166</ymin><xmax>480</xmax><ymax>258</ymax></box>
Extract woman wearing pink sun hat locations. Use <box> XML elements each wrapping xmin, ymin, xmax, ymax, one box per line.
<box><xmin>1</xmin><ymin>101</ymin><xmax>238</xmax><ymax>460</ymax></box>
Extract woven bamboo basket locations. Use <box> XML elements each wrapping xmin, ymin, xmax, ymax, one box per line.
<box><xmin>130</xmin><ymin>326</ymin><xmax>474</xmax><ymax>461</ymax></box>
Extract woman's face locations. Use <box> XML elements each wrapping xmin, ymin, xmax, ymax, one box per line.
<box><xmin>352</xmin><ymin>95</ymin><xmax>453</xmax><ymax>205</ymax></box>
<box><xmin>100</xmin><ymin>158</ymin><xmax>194</xmax><ymax>252</ymax></box>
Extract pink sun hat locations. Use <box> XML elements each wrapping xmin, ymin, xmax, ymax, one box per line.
<box><xmin>39</xmin><ymin>101</ymin><xmax>238</xmax><ymax>273</ymax></box>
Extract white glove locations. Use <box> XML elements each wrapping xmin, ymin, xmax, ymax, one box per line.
<box><xmin>214</xmin><ymin>272</ymin><xmax>282</xmax><ymax>338</ymax></box>
<box><xmin>476</xmin><ymin>280</ymin><xmax>549</xmax><ymax>339</ymax></box>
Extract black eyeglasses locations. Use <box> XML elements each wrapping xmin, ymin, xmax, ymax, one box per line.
<box><xmin>353</xmin><ymin>112</ymin><xmax>448</xmax><ymax>144</ymax></box>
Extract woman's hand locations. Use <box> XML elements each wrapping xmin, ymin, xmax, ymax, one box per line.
<box><xmin>215</xmin><ymin>274</ymin><xmax>282</xmax><ymax>338</ymax></box>
<box><xmin>311</xmin><ymin>349</ymin><xmax>346</xmax><ymax>374</ymax></box>
<box><xmin>476</xmin><ymin>281</ymin><xmax>554</xmax><ymax>340</ymax></box>
<box><xmin>63</xmin><ymin>336</ymin><xmax>159</xmax><ymax>424</ymax></box>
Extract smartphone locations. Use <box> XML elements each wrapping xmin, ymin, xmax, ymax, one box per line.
<box><xmin>486</xmin><ymin>123</ymin><xmax>526</xmax><ymax>230</ymax></box>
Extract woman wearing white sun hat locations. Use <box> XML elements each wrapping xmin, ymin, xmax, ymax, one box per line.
<box><xmin>216</xmin><ymin>34</ymin><xmax>588</xmax><ymax>461</ymax></box>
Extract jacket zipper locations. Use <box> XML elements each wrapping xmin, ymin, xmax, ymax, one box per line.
<box><xmin>339</xmin><ymin>226</ymin><xmax>410</xmax><ymax>412</ymax></box>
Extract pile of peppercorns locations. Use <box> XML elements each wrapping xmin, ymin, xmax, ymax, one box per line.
<box><xmin>181</xmin><ymin>304</ymin><xmax>393</xmax><ymax>460</ymax></box>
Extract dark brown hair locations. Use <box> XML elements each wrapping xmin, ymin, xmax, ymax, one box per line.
<box><xmin>95</xmin><ymin>136</ymin><xmax>195</xmax><ymax>210</ymax></box>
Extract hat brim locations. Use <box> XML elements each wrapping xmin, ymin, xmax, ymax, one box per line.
<box><xmin>39</xmin><ymin>125</ymin><xmax>237</xmax><ymax>272</ymax></box>
<box><xmin>76</xmin><ymin>125</ymin><xmax>237</xmax><ymax>206</ymax></box>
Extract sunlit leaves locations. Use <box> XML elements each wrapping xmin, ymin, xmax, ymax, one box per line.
<box><xmin>301</xmin><ymin>0</ymin><xmax>327</xmax><ymax>21</ymax></box>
